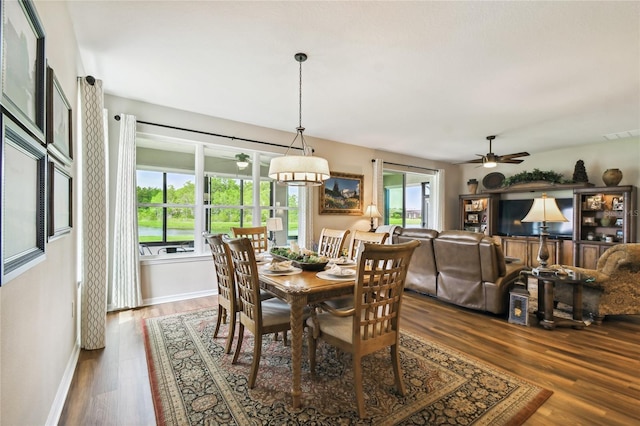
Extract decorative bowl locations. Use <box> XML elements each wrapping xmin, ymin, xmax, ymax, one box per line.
<box><xmin>271</xmin><ymin>253</ymin><xmax>328</xmax><ymax>271</ymax></box>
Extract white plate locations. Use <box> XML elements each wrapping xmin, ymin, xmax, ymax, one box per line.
<box><xmin>329</xmin><ymin>258</ymin><xmax>356</xmax><ymax>267</ymax></box>
<box><xmin>316</xmin><ymin>270</ymin><xmax>357</xmax><ymax>281</ymax></box>
<box><xmin>261</xmin><ymin>267</ymin><xmax>302</xmax><ymax>276</ymax></box>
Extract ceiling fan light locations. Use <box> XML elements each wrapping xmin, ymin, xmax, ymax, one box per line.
<box><xmin>483</xmin><ymin>160</ymin><xmax>497</xmax><ymax>168</ymax></box>
<box><xmin>235</xmin><ymin>153</ymin><xmax>250</xmax><ymax>170</ymax></box>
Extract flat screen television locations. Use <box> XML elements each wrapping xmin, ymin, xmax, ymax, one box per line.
<box><xmin>497</xmin><ymin>198</ymin><xmax>573</xmax><ymax>238</ymax></box>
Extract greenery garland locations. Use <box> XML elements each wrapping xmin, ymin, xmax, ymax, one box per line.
<box><xmin>502</xmin><ymin>169</ymin><xmax>571</xmax><ymax>187</ymax></box>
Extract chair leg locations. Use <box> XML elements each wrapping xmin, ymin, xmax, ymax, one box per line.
<box><xmin>391</xmin><ymin>344</ymin><xmax>406</xmax><ymax>395</ymax></box>
<box><xmin>213</xmin><ymin>305</ymin><xmax>224</xmax><ymax>338</ymax></box>
<box><xmin>248</xmin><ymin>334</ymin><xmax>262</xmax><ymax>389</ymax></box>
<box><xmin>232</xmin><ymin>324</ymin><xmax>245</xmax><ymax>364</ymax></box>
<box><xmin>224</xmin><ymin>311</ymin><xmax>236</xmax><ymax>354</ymax></box>
<box><xmin>353</xmin><ymin>355</ymin><xmax>365</xmax><ymax>418</ymax></box>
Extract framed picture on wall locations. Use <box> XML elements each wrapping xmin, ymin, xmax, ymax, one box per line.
<box><xmin>319</xmin><ymin>172</ymin><xmax>363</xmax><ymax>215</ymax></box>
<box><xmin>1</xmin><ymin>114</ymin><xmax>47</xmax><ymax>284</ymax></box>
<box><xmin>48</xmin><ymin>159</ymin><xmax>73</xmax><ymax>238</ymax></box>
<box><xmin>46</xmin><ymin>66</ymin><xmax>73</xmax><ymax>164</ymax></box>
<box><xmin>1</xmin><ymin>0</ymin><xmax>46</xmax><ymax>142</ymax></box>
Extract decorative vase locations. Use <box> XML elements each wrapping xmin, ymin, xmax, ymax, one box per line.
<box><xmin>602</xmin><ymin>169</ymin><xmax>622</xmax><ymax>186</ymax></box>
<box><xmin>467</xmin><ymin>179</ymin><xmax>478</xmax><ymax>195</ymax></box>
<box><xmin>600</xmin><ymin>217</ymin><xmax>612</xmax><ymax>227</ymax></box>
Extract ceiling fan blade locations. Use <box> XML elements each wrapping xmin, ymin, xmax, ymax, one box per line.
<box><xmin>463</xmin><ymin>158</ymin><xmax>485</xmax><ymax>164</ymax></box>
<box><xmin>498</xmin><ymin>152</ymin><xmax>530</xmax><ymax>161</ymax></box>
<box><xmin>499</xmin><ymin>159</ymin><xmax>525</xmax><ymax>164</ymax></box>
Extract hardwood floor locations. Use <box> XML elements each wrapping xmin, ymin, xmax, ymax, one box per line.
<box><xmin>59</xmin><ymin>292</ymin><xmax>640</xmax><ymax>425</ymax></box>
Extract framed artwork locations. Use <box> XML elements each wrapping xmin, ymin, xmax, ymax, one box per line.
<box><xmin>615</xmin><ymin>218</ymin><xmax>623</xmax><ymax>227</ymax></box>
<box><xmin>616</xmin><ymin>230</ymin><xmax>624</xmax><ymax>241</ymax></box>
<box><xmin>586</xmin><ymin>195</ymin><xmax>602</xmax><ymax>210</ymax></box>
<box><xmin>46</xmin><ymin>66</ymin><xmax>72</xmax><ymax>163</ymax></box>
<box><xmin>468</xmin><ymin>213</ymin><xmax>479</xmax><ymax>223</ymax></box>
<box><xmin>48</xmin><ymin>159</ymin><xmax>73</xmax><ymax>238</ymax></box>
<box><xmin>583</xmin><ymin>216</ymin><xmax>596</xmax><ymax>225</ymax></box>
<box><xmin>1</xmin><ymin>0</ymin><xmax>46</xmax><ymax>142</ymax></box>
<box><xmin>319</xmin><ymin>172</ymin><xmax>363</xmax><ymax>215</ymax></box>
<box><xmin>1</xmin><ymin>114</ymin><xmax>47</xmax><ymax>284</ymax></box>
<box><xmin>508</xmin><ymin>290</ymin><xmax>530</xmax><ymax>326</ymax></box>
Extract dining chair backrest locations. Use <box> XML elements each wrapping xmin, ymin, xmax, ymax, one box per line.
<box><xmin>225</xmin><ymin>237</ymin><xmax>264</xmax><ymax>328</ymax></box>
<box><xmin>352</xmin><ymin>240</ymin><xmax>420</xmax><ymax>351</ymax></box>
<box><xmin>231</xmin><ymin>226</ymin><xmax>269</xmax><ymax>253</ymax></box>
<box><xmin>347</xmin><ymin>230</ymin><xmax>389</xmax><ymax>260</ymax></box>
<box><xmin>317</xmin><ymin>228</ymin><xmax>351</xmax><ymax>258</ymax></box>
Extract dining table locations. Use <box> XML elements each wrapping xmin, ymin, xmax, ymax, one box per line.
<box><xmin>258</xmin><ymin>266</ymin><xmax>356</xmax><ymax>409</ymax></box>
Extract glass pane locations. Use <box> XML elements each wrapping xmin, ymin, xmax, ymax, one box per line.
<box><xmin>137</xmin><ymin>170</ymin><xmax>163</xmax><ymax>203</ymax></box>
<box><xmin>209</xmin><ymin>177</ymin><xmax>241</xmax><ymax>205</ymax></box>
<box><xmin>242</xmin><ymin>208</ymin><xmax>253</xmax><ymax>225</ymax></box>
<box><xmin>138</xmin><ymin>207</ymin><xmax>163</xmax><ymax>242</ymax></box>
<box><xmin>259</xmin><ymin>180</ymin><xmax>271</xmax><ymax>206</ymax></box>
<box><xmin>208</xmin><ymin>208</ymin><xmax>241</xmax><ymax>233</ymax></box>
<box><xmin>405</xmin><ymin>184</ymin><xmax>423</xmax><ymax>228</ymax></box>
<box><xmin>167</xmin><ymin>207</ymin><xmax>195</xmax><ymax>242</ymax></box>
<box><xmin>167</xmin><ymin>172</ymin><xmax>195</xmax><ymax>205</ymax></box>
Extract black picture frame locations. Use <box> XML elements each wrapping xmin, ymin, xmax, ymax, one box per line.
<box><xmin>1</xmin><ymin>114</ymin><xmax>47</xmax><ymax>284</ymax></box>
<box><xmin>0</xmin><ymin>0</ymin><xmax>46</xmax><ymax>142</ymax></box>
<box><xmin>508</xmin><ymin>291</ymin><xmax>530</xmax><ymax>326</ymax></box>
<box><xmin>319</xmin><ymin>172</ymin><xmax>363</xmax><ymax>215</ymax></box>
<box><xmin>48</xmin><ymin>159</ymin><xmax>72</xmax><ymax>238</ymax></box>
<box><xmin>46</xmin><ymin>66</ymin><xmax>72</xmax><ymax>164</ymax></box>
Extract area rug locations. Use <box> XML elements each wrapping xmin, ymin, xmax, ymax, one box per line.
<box><xmin>143</xmin><ymin>308</ymin><xmax>552</xmax><ymax>425</ymax></box>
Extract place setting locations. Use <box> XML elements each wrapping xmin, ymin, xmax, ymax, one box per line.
<box><xmin>259</xmin><ymin>259</ymin><xmax>302</xmax><ymax>276</ymax></box>
<box><xmin>317</xmin><ymin>264</ymin><xmax>357</xmax><ymax>281</ymax></box>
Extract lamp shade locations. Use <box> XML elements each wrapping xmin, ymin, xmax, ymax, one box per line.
<box><xmin>521</xmin><ymin>193</ymin><xmax>568</xmax><ymax>223</ymax></box>
<box><xmin>364</xmin><ymin>204</ymin><xmax>382</xmax><ymax>218</ymax></box>
<box><xmin>268</xmin><ymin>155</ymin><xmax>330</xmax><ymax>186</ymax></box>
<box><xmin>266</xmin><ymin>217</ymin><xmax>283</xmax><ymax>232</ymax></box>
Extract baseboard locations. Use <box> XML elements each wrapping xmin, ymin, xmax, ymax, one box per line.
<box><xmin>45</xmin><ymin>341</ymin><xmax>80</xmax><ymax>426</ymax></box>
<box><xmin>142</xmin><ymin>289</ymin><xmax>217</xmax><ymax>307</ymax></box>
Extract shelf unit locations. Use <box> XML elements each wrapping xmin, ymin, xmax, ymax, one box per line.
<box><xmin>573</xmin><ymin>185</ymin><xmax>637</xmax><ymax>268</ymax></box>
<box><xmin>459</xmin><ymin>194</ymin><xmax>499</xmax><ymax>236</ymax></box>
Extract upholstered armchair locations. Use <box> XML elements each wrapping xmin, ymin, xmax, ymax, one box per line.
<box><xmin>552</xmin><ymin>244</ymin><xmax>640</xmax><ymax>325</ymax></box>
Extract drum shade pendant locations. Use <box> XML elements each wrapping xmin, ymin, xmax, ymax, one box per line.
<box><xmin>268</xmin><ymin>53</ymin><xmax>330</xmax><ymax>186</ymax></box>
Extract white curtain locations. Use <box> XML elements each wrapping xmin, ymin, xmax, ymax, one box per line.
<box><xmin>79</xmin><ymin>77</ymin><xmax>107</xmax><ymax>350</ymax></box>
<box><xmin>373</xmin><ymin>158</ymin><xmax>384</xmax><ymax>226</ymax></box>
<box><xmin>109</xmin><ymin>114</ymin><xmax>142</xmax><ymax>310</ymax></box>
<box><xmin>299</xmin><ymin>186</ymin><xmax>313</xmax><ymax>249</ymax></box>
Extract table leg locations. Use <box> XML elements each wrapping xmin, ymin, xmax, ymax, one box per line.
<box><xmin>289</xmin><ymin>293</ymin><xmax>307</xmax><ymax>409</ymax></box>
<box><xmin>541</xmin><ymin>279</ymin><xmax>555</xmax><ymax>330</ymax></box>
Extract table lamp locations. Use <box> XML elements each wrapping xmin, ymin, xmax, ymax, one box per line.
<box><xmin>266</xmin><ymin>217</ymin><xmax>283</xmax><ymax>247</ymax></box>
<box><xmin>521</xmin><ymin>193</ymin><xmax>568</xmax><ymax>275</ymax></box>
<box><xmin>363</xmin><ymin>204</ymin><xmax>382</xmax><ymax>232</ymax></box>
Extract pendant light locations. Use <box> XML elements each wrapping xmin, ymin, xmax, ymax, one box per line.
<box><xmin>268</xmin><ymin>53</ymin><xmax>330</xmax><ymax>186</ymax></box>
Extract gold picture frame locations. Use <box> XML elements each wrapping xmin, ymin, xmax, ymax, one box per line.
<box><xmin>319</xmin><ymin>172</ymin><xmax>363</xmax><ymax>215</ymax></box>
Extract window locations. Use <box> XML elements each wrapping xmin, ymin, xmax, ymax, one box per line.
<box><xmin>383</xmin><ymin>170</ymin><xmax>437</xmax><ymax>229</ymax></box>
<box><xmin>136</xmin><ymin>139</ymin><xmax>299</xmax><ymax>254</ymax></box>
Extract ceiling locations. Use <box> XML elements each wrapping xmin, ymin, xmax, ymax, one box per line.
<box><xmin>67</xmin><ymin>1</ymin><xmax>640</xmax><ymax>164</ymax></box>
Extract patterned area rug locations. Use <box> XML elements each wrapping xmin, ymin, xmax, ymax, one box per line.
<box><xmin>143</xmin><ymin>308</ymin><xmax>552</xmax><ymax>425</ymax></box>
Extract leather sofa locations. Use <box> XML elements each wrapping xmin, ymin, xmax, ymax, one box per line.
<box><xmin>396</xmin><ymin>228</ymin><xmax>524</xmax><ymax>314</ymax></box>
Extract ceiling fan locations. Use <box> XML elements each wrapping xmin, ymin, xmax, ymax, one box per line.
<box><xmin>462</xmin><ymin>135</ymin><xmax>530</xmax><ymax>168</ymax></box>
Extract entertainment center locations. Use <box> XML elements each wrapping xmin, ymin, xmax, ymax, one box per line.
<box><xmin>459</xmin><ymin>184</ymin><xmax>637</xmax><ymax>269</ymax></box>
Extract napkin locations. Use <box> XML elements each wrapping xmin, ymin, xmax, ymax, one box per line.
<box><xmin>332</xmin><ymin>257</ymin><xmax>350</xmax><ymax>265</ymax></box>
<box><xmin>265</xmin><ymin>260</ymin><xmax>292</xmax><ymax>271</ymax></box>
<box><xmin>326</xmin><ymin>265</ymin><xmax>355</xmax><ymax>277</ymax></box>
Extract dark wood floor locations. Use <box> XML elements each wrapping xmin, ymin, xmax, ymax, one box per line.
<box><xmin>59</xmin><ymin>291</ymin><xmax>640</xmax><ymax>425</ymax></box>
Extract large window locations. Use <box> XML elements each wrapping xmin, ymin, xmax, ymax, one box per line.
<box><xmin>383</xmin><ymin>170</ymin><xmax>437</xmax><ymax>229</ymax></box>
<box><xmin>136</xmin><ymin>139</ymin><xmax>299</xmax><ymax>254</ymax></box>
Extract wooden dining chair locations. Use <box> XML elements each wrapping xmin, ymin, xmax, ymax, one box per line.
<box><xmin>317</xmin><ymin>228</ymin><xmax>350</xmax><ymax>258</ymax></box>
<box><xmin>306</xmin><ymin>239</ymin><xmax>420</xmax><ymax>418</ymax></box>
<box><xmin>231</xmin><ymin>226</ymin><xmax>269</xmax><ymax>253</ymax></box>
<box><xmin>347</xmin><ymin>230</ymin><xmax>389</xmax><ymax>260</ymax></box>
<box><xmin>226</xmin><ymin>237</ymin><xmax>294</xmax><ymax>389</ymax></box>
<box><xmin>204</xmin><ymin>233</ymin><xmax>238</xmax><ymax>354</ymax></box>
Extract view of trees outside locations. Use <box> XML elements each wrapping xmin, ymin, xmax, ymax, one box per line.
<box><xmin>137</xmin><ymin>171</ymin><xmax>299</xmax><ymax>243</ymax></box>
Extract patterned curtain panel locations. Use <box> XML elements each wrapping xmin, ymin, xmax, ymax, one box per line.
<box><xmin>109</xmin><ymin>114</ymin><xmax>142</xmax><ymax>310</ymax></box>
<box><xmin>79</xmin><ymin>77</ymin><xmax>107</xmax><ymax>350</ymax></box>
<box><xmin>299</xmin><ymin>186</ymin><xmax>313</xmax><ymax>250</ymax></box>
<box><xmin>373</xmin><ymin>159</ymin><xmax>384</xmax><ymax>212</ymax></box>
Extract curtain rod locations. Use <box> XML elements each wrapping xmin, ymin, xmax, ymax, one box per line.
<box><xmin>372</xmin><ymin>159</ymin><xmax>439</xmax><ymax>172</ymax></box>
<box><xmin>113</xmin><ymin>115</ymin><xmax>303</xmax><ymax>151</ymax></box>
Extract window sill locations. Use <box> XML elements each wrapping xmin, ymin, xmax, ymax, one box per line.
<box><xmin>140</xmin><ymin>252</ymin><xmax>210</xmax><ymax>266</ymax></box>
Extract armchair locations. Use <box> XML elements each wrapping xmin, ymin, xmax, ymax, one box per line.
<box><xmin>552</xmin><ymin>243</ymin><xmax>640</xmax><ymax>324</ymax></box>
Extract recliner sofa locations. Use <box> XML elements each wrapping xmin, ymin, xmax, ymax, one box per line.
<box><xmin>396</xmin><ymin>228</ymin><xmax>524</xmax><ymax>314</ymax></box>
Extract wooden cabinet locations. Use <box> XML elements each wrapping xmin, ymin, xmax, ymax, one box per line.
<box><xmin>573</xmin><ymin>185</ymin><xmax>637</xmax><ymax>267</ymax></box>
<box><xmin>459</xmin><ymin>194</ymin><xmax>499</xmax><ymax>236</ymax></box>
<box><xmin>500</xmin><ymin>236</ymin><xmax>571</xmax><ymax>268</ymax></box>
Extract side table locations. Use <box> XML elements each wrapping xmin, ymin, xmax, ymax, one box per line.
<box><xmin>523</xmin><ymin>270</ymin><xmax>591</xmax><ymax>330</ymax></box>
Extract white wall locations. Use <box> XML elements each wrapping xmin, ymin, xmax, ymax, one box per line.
<box><xmin>0</xmin><ymin>2</ymin><xmax>84</xmax><ymax>425</ymax></box>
